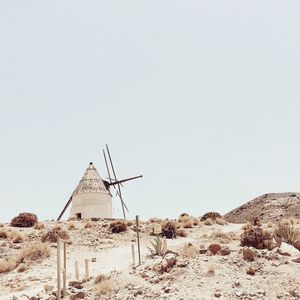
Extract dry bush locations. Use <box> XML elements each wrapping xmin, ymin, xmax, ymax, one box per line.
<box><xmin>240</xmin><ymin>224</ymin><xmax>273</xmax><ymax>249</ymax></box>
<box><xmin>252</xmin><ymin>217</ymin><xmax>262</xmax><ymax>227</ymax></box>
<box><xmin>17</xmin><ymin>242</ymin><xmax>51</xmax><ymax>264</ymax></box>
<box><xmin>205</xmin><ymin>265</ymin><xmax>215</xmax><ymax>276</ymax></box>
<box><xmin>109</xmin><ymin>220</ymin><xmax>127</xmax><ymax>234</ymax></box>
<box><xmin>242</xmin><ymin>222</ymin><xmax>253</xmax><ymax>231</ymax></box>
<box><xmin>274</xmin><ymin>223</ymin><xmax>300</xmax><ymax>246</ymax></box>
<box><xmin>177</xmin><ymin>229</ymin><xmax>188</xmax><ymax>237</ymax></box>
<box><xmin>126</xmin><ymin>220</ymin><xmax>134</xmax><ymax>226</ymax></box>
<box><xmin>210</xmin><ymin>231</ymin><xmax>237</xmax><ymax>244</ymax></box>
<box><xmin>95</xmin><ymin>279</ymin><xmax>114</xmax><ymax>295</ymax></box>
<box><xmin>10</xmin><ymin>213</ymin><xmax>38</xmax><ymax>228</ymax></box>
<box><xmin>0</xmin><ymin>230</ymin><xmax>8</xmax><ymax>239</ymax></box>
<box><xmin>34</xmin><ymin>222</ymin><xmax>45</xmax><ymax>230</ymax></box>
<box><xmin>180</xmin><ymin>216</ymin><xmax>193</xmax><ymax>228</ymax></box>
<box><xmin>11</xmin><ymin>232</ymin><xmax>25</xmax><ymax>243</ymax></box>
<box><xmin>67</xmin><ymin>222</ymin><xmax>76</xmax><ymax>230</ymax></box>
<box><xmin>216</xmin><ymin>217</ymin><xmax>227</xmax><ymax>225</ymax></box>
<box><xmin>203</xmin><ymin>218</ymin><xmax>214</xmax><ymax>226</ymax></box>
<box><xmin>178</xmin><ymin>214</ymin><xmax>189</xmax><ymax>223</ymax></box>
<box><xmin>0</xmin><ymin>257</ymin><xmax>17</xmax><ymax>273</ymax></box>
<box><xmin>161</xmin><ymin>221</ymin><xmax>176</xmax><ymax>239</ymax></box>
<box><xmin>84</xmin><ymin>221</ymin><xmax>93</xmax><ymax>229</ymax></box>
<box><xmin>95</xmin><ymin>274</ymin><xmax>109</xmax><ymax>284</ymax></box>
<box><xmin>193</xmin><ymin>217</ymin><xmax>199</xmax><ymax>226</ymax></box>
<box><xmin>201</xmin><ymin>212</ymin><xmax>222</xmax><ymax>221</ymax></box>
<box><xmin>41</xmin><ymin>226</ymin><xmax>70</xmax><ymax>243</ymax></box>
<box><xmin>181</xmin><ymin>243</ymin><xmax>198</xmax><ymax>258</ymax></box>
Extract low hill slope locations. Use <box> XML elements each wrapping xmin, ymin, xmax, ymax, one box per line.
<box><xmin>225</xmin><ymin>192</ymin><xmax>300</xmax><ymax>223</ymax></box>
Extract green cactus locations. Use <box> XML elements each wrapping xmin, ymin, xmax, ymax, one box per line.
<box><xmin>148</xmin><ymin>235</ymin><xmax>163</xmax><ymax>256</ymax></box>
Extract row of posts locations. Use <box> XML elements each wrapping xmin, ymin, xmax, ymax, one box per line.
<box><xmin>56</xmin><ymin>215</ymin><xmax>147</xmax><ymax>299</ymax></box>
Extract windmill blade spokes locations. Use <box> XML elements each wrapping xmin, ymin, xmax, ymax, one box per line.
<box><xmin>105</xmin><ymin>144</ymin><xmax>127</xmax><ymax>219</ymax></box>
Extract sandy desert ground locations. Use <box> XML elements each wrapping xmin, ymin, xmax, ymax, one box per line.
<box><xmin>1</xmin><ymin>216</ymin><xmax>300</xmax><ymax>300</ymax></box>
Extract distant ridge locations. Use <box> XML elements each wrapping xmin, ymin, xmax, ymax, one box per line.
<box><xmin>224</xmin><ymin>192</ymin><xmax>300</xmax><ymax>223</ymax></box>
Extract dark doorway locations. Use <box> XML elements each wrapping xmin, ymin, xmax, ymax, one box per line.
<box><xmin>76</xmin><ymin>213</ymin><xmax>82</xmax><ymax>219</ymax></box>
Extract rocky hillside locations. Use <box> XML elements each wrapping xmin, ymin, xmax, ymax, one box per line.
<box><xmin>225</xmin><ymin>193</ymin><xmax>300</xmax><ymax>223</ymax></box>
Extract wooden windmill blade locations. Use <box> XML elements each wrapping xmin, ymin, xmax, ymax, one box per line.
<box><xmin>105</xmin><ymin>144</ymin><xmax>127</xmax><ymax>219</ymax></box>
<box><xmin>57</xmin><ymin>195</ymin><xmax>73</xmax><ymax>221</ymax></box>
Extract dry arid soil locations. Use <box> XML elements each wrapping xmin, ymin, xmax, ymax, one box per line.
<box><xmin>1</xmin><ymin>216</ymin><xmax>300</xmax><ymax>300</ymax></box>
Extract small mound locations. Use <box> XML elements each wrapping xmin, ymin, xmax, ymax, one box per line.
<box><xmin>41</xmin><ymin>226</ymin><xmax>70</xmax><ymax>243</ymax></box>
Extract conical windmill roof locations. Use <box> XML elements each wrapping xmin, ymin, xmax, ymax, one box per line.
<box><xmin>72</xmin><ymin>162</ymin><xmax>109</xmax><ymax>196</ymax></box>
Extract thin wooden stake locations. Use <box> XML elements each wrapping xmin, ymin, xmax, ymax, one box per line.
<box><xmin>84</xmin><ymin>259</ymin><xmax>89</xmax><ymax>279</ymax></box>
<box><xmin>57</xmin><ymin>237</ymin><xmax>61</xmax><ymax>300</ymax></box>
<box><xmin>75</xmin><ymin>261</ymin><xmax>79</xmax><ymax>281</ymax></box>
<box><xmin>63</xmin><ymin>242</ymin><xmax>67</xmax><ymax>297</ymax></box>
<box><xmin>136</xmin><ymin>215</ymin><xmax>141</xmax><ymax>265</ymax></box>
<box><xmin>131</xmin><ymin>244</ymin><xmax>136</xmax><ymax>266</ymax></box>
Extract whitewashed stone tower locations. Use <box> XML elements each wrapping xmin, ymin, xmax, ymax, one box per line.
<box><xmin>70</xmin><ymin>162</ymin><xmax>112</xmax><ymax>219</ymax></box>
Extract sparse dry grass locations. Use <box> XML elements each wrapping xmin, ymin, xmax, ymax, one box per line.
<box><xmin>181</xmin><ymin>243</ymin><xmax>198</xmax><ymax>258</ymax></box>
<box><xmin>95</xmin><ymin>279</ymin><xmax>115</xmax><ymax>295</ymax></box>
<box><xmin>41</xmin><ymin>226</ymin><xmax>70</xmax><ymax>243</ymax></box>
<box><xmin>274</xmin><ymin>223</ymin><xmax>300</xmax><ymax>245</ymax></box>
<box><xmin>84</xmin><ymin>221</ymin><xmax>93</xmax><ymax>229</ymax></box>
<box><xmin>67</xmin><ymin>222</ymin><xmax>76</xmax><ymax>230</ymax></box>
<box><xmin>17</xmin><ymin>242</ymin><xmax>51</xmax><ymax>264</ymax></box>
<box><xmin>210</xmin><ymin>231</ymin><xmax>238</xmax><ymax>244</ymax></box>
<box><xmin>0</xmin><ymin>230</ymin><xmax>8</xmax><ymax>239</ymax></box>
<box><xmin>0</xmin><ymin>257</ymin><xmax>17</xmax><ymax>274</ymax></box>
<box><xmin>216</xmin><ymin>217</ymin><xmax>227</xmax><ymax>225</ymax></box>
<box><xmin>11</xmin><ymin>232</ymin><xmax>25</xmax><ymax>243</ymax></box>
<box><xmin>34</xmin><ymin>222</ymin><xmax>45</xmax><ymax>230</ymax></box>
<box><xmin>176</xmin><ymin>228</ymin><xmax>188</xmax><ymax>237</ymax></box>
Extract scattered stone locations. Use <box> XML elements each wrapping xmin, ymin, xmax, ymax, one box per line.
<box><xmin>219</xmin><ymin>247</ymin><xmax>230</xmax><ymax>256</ymax></box>
<box><xmin>278</xmin><ymin>243</ymin><xmax>299</xmax><ymax>257</ymax></box>
<box><xmin>44</xmin><ymin>285</ymin><xmax>55</xmax><ymax>292</ymax></box>
<box><xmin>69</xmin><ymin>292</ymin><xmax>85</xmax><ymax>300</ymax></box>
<box><xmin>208</xmin><ymin>244</ymin><xmax>221</xmax><ymax>255</ymax></box>
<box><xmin>242</xmin><ymin>248</ymin><xmax>256</xmax><ymax>261</ymax></box>
<box><xmin>246</xmin><ymin>267</ymin><xmax>256</xmax><ymax>275</ymax></box>
<box><xmin>92</xmin><ymin>257</ymin><xmax>96</xmax><ymax>262</ymax></box>
<box><xmin>163</xmin><ymin>253</ymin><xmax>176</xmax><ymax>268</ymax></box>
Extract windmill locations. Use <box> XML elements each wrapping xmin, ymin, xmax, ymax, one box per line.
<box><xmin>57</xmin><ymin>144</ymin><xmax>142</xmax><ymax>221</ymax></box>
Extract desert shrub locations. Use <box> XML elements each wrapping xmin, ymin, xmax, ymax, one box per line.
<box><xmin>252</xmin><ymin>217</ymin><xmax>261</xmax><ymax>227</ymax></box>
<box><xmin>201</xmin><ymin>212</ymin><xmax>222</xmax><ymax>221</ymax></box>
<box><xmin>109</xmin><ymin>220</ymin><xmax>127</xmax><ymax>234</ymax></box>
<box><xmin>95</xmin><ymin>279</ymin><xmax>114</xmax><ymax>295</ymax></box>
<box><xmin>281</xmin><ymin>218</ymin><xmax>299</xmax><ymax>225</ymax></box>
<box><xmin>0</xmin><ymin>230</ymin><xmax>8</xmax><ymax>239</ymax></box>
<box><xmin>95</xmin><ymin>274</ymin><xmax>109</xmax><ymax>284</ymax></box>
<box><xmin>10</xmin><ymin>213</ymin><xmax>38</xmax><ymax>228</ymax></box>
<box><xmin>177</xmin><ymin>228</ymin><xmax>188</xmax><ymax>237</ymax></box>
<box><xmin>149</xmin><ymin>218</ymin><xmax>162</xmax><ymax>223</ymax></box>
<box><xmin>193</xmin><ymin>217</ymin><xmax>199</xmax><ymax>226</ymax></box>
<box><xmin>180</xmin><ymin>216</ymin><xmax>193</xmax><ymax>228</ymax></box>
<box><xmin>274</xmin><ymin>223</ymin><xmax>300</xmax><ymax>245</ymax></box>
<box><xmin>203</xmin><ymin>218</ymin><xmax>214</xmax><ymax>226</ymax></box>
<box><xmin>240</xmin><ymin>224</ymin><xmax>273</xmax><ymax>249</ymax></box>
<box><xmin>41</xmin><ymin>226</ymin><xmax>70</xmax><ymax>243</ymax></box>
<box><xmin>148</xmin><ymin>235</ymin><xmax>163</xmax><ymax>256</ymax></box>
<box><xmin>34</xmin><ymin>222</ymin><xmax>45</xmax><ymax>230</ymax></box>
<box><xmin>17</xmin><ymin>242</ymin><xmax>51</xmax><ymax>264</ymax></box>
<box><xmin>84</xmin><ymin>221</ymin><xmax>93</xmax><ymax>229</ymax></box>
<box><xmin>242</xmin><ymin>222</ymin><xmax>253</xmax><ymax>231</ymax></box>
<box><xmin>67</xmin><ymin>222</ymin><xmax>76</xmax><ymax>230</ymax></box>
<box><xmin>210</xmin><ymin>231</ymin><xmax>237</xmax><ymax>244</ymax></box>
<box><xmin>181</xmin><ymin>243</ymin><xmax>198</xmax><ymax>258</ymax></box>
<box><xmin>161</xmin><ymin>221</ymin><xmax>176</xmax><ymax>239</ymax></box>
<box><xmin>126</xmin><ymin>220</ymin><xmax>134</xmax><ymax>226</ymax></box>
<box><xmin>11</xmin><ymin>232</ymin><xmax>25</xmax><ymax>243</ymax></box>
<box><xmin>178</xmin><ymin>213</ymin><xmax>189</xmax><ymax>223</ymax></box>
<box><xmin>216</xmin><ymin>217</ymin><xmax>227</xmax><ymax>225</ymax></box>
<box><xmin>0</xmin><ymin>257</ymin><xmax>17</xmax><ymax>274</ymax></box>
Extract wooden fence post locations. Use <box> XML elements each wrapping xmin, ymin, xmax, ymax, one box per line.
<box><xmin>63</xmin><ymin>242</ymin><xmax>67</xmax><ymax>297</ymax></box>
<box><xmin>131</xmin><ymin>243</ymin><xmax>136</xmax><ymax>266</ymax></box>
<box><xmin>57</xmin><ymin>237</ymin><xmax>61</xmax><ymax>300</ymax></box>
<box><xmin>75</xmin><ymin>261</ymin><xmax>79</xmax><ymax>281</ymax></box>
<box><xmin>136</xmin><ymin>215</ymin><xmax>141</xmax><ymax>265</ymax></box>
<box><xmin>84</xmin><ymin>259</ymin><xmax>89</xmax><ymax>279</ymax></box>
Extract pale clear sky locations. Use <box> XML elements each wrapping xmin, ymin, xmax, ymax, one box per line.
<box><xmin>0</xmin><ymin>1</ymin><xmax>300</xmax><ymax>222</ymax></box>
